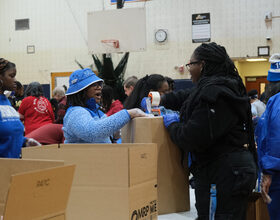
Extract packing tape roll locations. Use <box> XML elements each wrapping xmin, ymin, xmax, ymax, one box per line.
<box><xmin>148</xmin><ymin>91</ymin><xmax>160</xmax><ymax>106</ymax></box>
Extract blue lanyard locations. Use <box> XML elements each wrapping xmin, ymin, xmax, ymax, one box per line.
<box><xmin>209</xmin><ymin>184</ymin><xmax>217</xmax><ymax>220</ymax></box>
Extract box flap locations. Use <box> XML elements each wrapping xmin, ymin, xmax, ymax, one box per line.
<box><xmin>3</xmin><ymin>164</ymin><xmax>75</xmax><ymax>220</ymax></box>
<box><xmin>132</xmin><ymin>117</ymin><xmax>162</xmax><ymax>143</ymax></box>
<box><xmin>0</xmin><ymin>158</ymin><xmax>64</xmax><ymax>216</ymax></box>
<box><xmin>23</xmin><ymin>144</ymin><xmax>130</xmax><ymax>187</ymax></box>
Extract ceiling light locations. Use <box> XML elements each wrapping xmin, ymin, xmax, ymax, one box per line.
<box><xmin>246</xmin><ymin>58</ymin><xmax>268</xmax><ymax>62</ymax></box>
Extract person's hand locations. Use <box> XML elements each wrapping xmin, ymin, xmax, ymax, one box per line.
<box><xmin>19</xmin><ymin>113</ymin><xmax>24</xmax><ymax>120</ymax></box>
<box><xmin>127</xmin><ymin>108</ymin><xmax>147</xmax><ymax>119</ymax></box>
<box><xmin>113</xmin><ymin>130</ymin><xmax>121</xmax><ymax>140</ymax></box>
<box><xmin>140</xmin><ymin>97</ymin><xmax>151</xmax><ymax>113</ymax></box>
<box><xmin>163</xmin><ymin>113</ymin><xmax>180</xmax><ymax>127</ymax></box>
<box><xmin>26</xmin><ymin>138</ymin><xmax>42</xmax><ymax>147</ymax></box>
<box><xmin>261</xmin><ymin>174</ymin><xmax>272</xmax><ymax>204</ymax></box>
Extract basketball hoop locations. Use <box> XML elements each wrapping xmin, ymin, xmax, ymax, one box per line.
<box><xmin>101</xmin><ymin>39</ymin><xmax>120</xmax><ymax>49</ymax></box>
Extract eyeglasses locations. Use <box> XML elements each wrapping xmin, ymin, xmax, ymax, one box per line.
<box><xmin>185</xmin><ymin>61</ymin><xmax>200</xmax><ymax>70</ymax></box>
<box><xmin>92</xmin><ymin>81</ymin><xmax>103</xmax><ymax>89</ymax></box>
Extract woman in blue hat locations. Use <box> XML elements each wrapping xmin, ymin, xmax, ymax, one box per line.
<box><xmin>63</xmin><ymin>68</ymin><xmax>146</xmax><ymax>143</ymax></box>
<box><xmin>255</xmin><ymin>53</ymin><xmax>280</xmax><ymax>220</ymax></box>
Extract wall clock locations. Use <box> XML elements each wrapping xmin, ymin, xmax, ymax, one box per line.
<box><xmin>155</xmin><ymin>29</ymin><xmax>167</xmax><ymax>43</ymax></box>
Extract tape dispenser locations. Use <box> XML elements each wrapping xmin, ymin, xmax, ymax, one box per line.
<box><xmin>145</xmin><ymin>91</ymin><xmax>161</xmax><ymax>116</ymax></box>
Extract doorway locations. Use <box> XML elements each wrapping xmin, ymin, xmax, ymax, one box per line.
<box><xmin>245</xmin><ymin>76</ymin><xmax>268</xmax><ymax>97</ymax></box>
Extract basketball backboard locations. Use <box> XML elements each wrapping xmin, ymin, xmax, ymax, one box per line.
<box><xmin>87</xmin><ymin>8</ymin><xmax>146</xmax><ymax>54</ymax></box>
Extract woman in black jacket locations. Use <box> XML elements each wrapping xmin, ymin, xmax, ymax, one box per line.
<box><xmin>162</xmin><ymin>42</ymin><xmax>257</xmax><ymax>220</ymax></box>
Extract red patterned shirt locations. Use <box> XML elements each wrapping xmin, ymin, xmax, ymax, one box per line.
<box><xmin>18</xmin><ymin>96</ymin><xmax>54</xmax><ymax>135</ymax></box>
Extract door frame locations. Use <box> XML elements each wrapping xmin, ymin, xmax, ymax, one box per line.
<box><xmin>51</xmin><ymin>72</ymin><xmax>72</xmax><ymax>95</ymax></box>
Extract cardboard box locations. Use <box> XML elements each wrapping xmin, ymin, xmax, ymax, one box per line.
<box><xmin>0</xmin><ymin>158</ymin><xmax>75</xmax><ymax>220</ymax></box>
<box><xmin>246</xmin><ymin>192</ymin><xmax>270</xmax><ymax>220</ymax></box>
<box><xmin>122</xmin><ymin>117</ymin><xmax>190</xmax><ymax>214</ymax></box>
<box><xmin>22</xmin><ymin>143</ymin><xmax>158</xmax><ymax>220</ymax></box>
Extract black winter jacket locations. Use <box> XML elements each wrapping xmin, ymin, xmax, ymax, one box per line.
<box><xmin>165</xmin><ymin>76</ymin><xmax>256</xmax><ymax>166</ymax></box>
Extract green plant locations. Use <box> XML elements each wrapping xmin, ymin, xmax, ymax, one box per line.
<box><xmin>75</xmin><ymin>53</ymin><xmax>129</xmax><ymax>102</ymax></box>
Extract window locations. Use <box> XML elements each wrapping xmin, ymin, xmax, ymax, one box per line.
<box><xmin>15</xmin><ymin>19</ymin><xmax>29</xmax><ymax>31</ymax></box>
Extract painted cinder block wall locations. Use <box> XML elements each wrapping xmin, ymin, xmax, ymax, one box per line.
<box><xmin>0</xmin><ymin>0</ymin><xmax>279</xmax><ymax>84</ymax></box>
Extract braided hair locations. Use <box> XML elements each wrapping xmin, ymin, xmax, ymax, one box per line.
<box><xmin>123</xmin><ymin>74</ymin><xmax>167</xmax><ymax>109</ymax></box>
<box><xmin>0</xmin><ymin>58</ymin><xmax>16</xmax><ymax>91</ymax></box>
<box><xmin>193</xmin><ymin>42</ymin><xmax>247</xmax><ymax>96</ymax></box>
<box><xmin>0</xmin><ymin>58</ymin><xmax>16</xmax><ymax>76</ymax></box>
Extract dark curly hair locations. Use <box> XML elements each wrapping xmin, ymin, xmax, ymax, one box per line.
<box><xmin>123</xmin><ymin>74</ymin><xmax>167</xmax><ymax>109</ymax></box>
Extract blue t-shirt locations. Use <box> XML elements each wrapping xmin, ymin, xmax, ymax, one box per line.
<box><xmin>0</xmin><ymin>94</ymin><xmax>25</xmax><ymax>158</ymax></box>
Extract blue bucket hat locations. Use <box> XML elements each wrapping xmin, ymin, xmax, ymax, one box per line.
<box><xmin>267</xmin><ymin>53</ymin><xmax>280</xmax><ymax>82</ymax></box>
<box><xmin>66</xmin><ymin>68</ymin><xmax>103</xmax><ymax>95</ymax></box>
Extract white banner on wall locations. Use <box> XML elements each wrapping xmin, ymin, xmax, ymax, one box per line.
<box><xmin>192</xmin><ymin>13</ymin><xmax>211</xmax><ymax>43</ymax></box>
<box><xmin>55</xmin><ymin>77</ymin><xmax>69</xmax><ymax>89</ymax></box>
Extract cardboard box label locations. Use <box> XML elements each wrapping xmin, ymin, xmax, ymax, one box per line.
<box><xmin>130</xmin><ymin>200</ymin><xmax>157</xmax><ymax>220</ymax></box>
